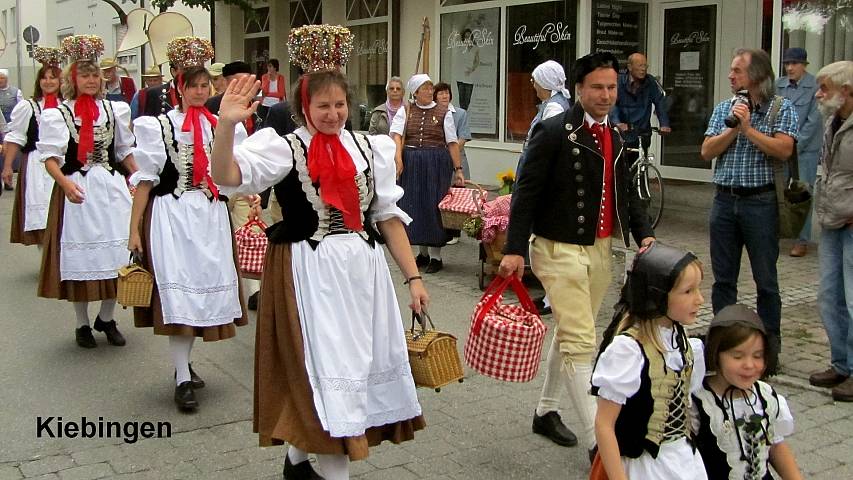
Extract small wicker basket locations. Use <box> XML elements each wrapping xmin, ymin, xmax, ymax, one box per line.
<box><xmin>117</xmin><ymin>263</ymin><xmax>154</xmax><ymax>308</ymax></box>
<box><xmin>405</xmin><ymin>310</ymin><xmax>464</xmax><ymax>392</ymax></box>
<box><xmin>439</xmin><ymin>181</ymin><xmax>487</xmax><ymax>230</ymax></box>
<box><xmin>482</xmin><ymin>230</ymin><xmax>508</xmax><ymax>263</ymax></box>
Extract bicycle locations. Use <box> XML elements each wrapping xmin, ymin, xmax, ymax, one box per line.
<box><xmin>625</xmin><ymin>127</ymin><xmax>664</xmax><ymax>229</ymax></box>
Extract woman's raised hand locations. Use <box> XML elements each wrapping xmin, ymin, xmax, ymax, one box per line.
<box><xmin>219</xmin><ymin>74</ymin><xmax>261</xmax><ymax>125</ymax></box>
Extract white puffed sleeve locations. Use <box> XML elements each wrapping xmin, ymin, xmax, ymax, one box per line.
<box><xmin>111</xmin><ymin>101</ymin><xmax>135</xmax><ymax>161</ymax></box>
<box><xmin>443</xmin><ymin>110</ymin><xmax>458</xmax><ymax>144</ymax></box>
<box><xmin>218</xmin><ymin>126</ymin><xmax>293</xmax><ymax>197</ymax></box>
<box><xmin>689</xmin><ymin>338</ymin><xmax>706</xmax><ymax>394</ymax></box>
<box><xmin>591</xmin><ymin>336</ymin><xmax>644</xmax><ymax>404</ymax></box>
<box><xmin>389</xmin><ymin>106</ymin><xmax>407</xmax><ymax>136</ymax></box>
<box><xmin>5</xmin><ymin>100</ymin><xmax>33</xmax><ymax>146</ymax></box>
<box><xmin>772</xmin><ymin>391</ymin><xmax>794</xmax><ymax>443</ymax></box>
<box><xmin>36</xmin><ymin>109</ymin><xmax>70</xmax><ymax>167</ymax></box>
<box><xmin>130</xmin><ymin>116</ymin><xmax>167</xmax><ymax>186</ymax></box>
<box><xmin>368</xmin><ymin>134</ymin><xmax>412</xmax><ymax>225</ymax></box>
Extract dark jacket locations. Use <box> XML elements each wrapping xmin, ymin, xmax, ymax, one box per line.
<box><xmin>610</xmin><ymin>73</ymin><xmax>669</xmax><ymax>145</ymax></box>
<box><xmin>264</xmin><ymin>101</ymin><xmax>298</xmax><ymax>137</ymax></box>
<box><xmin>141</xmin><ymin>81</ymin><xmax>179</xmax><ymax>117</ymax></box>
<box><xmin>505</xmin><ymin>102</ymin><xmax>654</xmax><ymax>255</ymax></box>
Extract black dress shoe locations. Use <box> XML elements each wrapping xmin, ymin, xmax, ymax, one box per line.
<box><xmin>75</xmin><ymin>325</ymin><xmax>97</xmax><ymax>349</ymax></box>
<box><xmin>425</xmin><ymin>258</ymin><xmax>443</xmax><ymax>274</ymax></box>
<box><xmin>415</xmin><ymin>254</ymin><xmax>430</xmax><ymax>268</ymax></box>
<box><xmin>248</xmin><ymin>291</ymin><xmax>260</xmax><ymax>311</ymax></box>
<box><xmin>532</xmin><ymin>296</ymin><xmax>552</xmax><ymax>315</ymax></box>
<box><xmin>174</xmin><ymin>381</ymin><xmax>198</xmax><ymax>411</ymax></box>
<box><xmin>283</xmin><ymin>456</ymin><xmax>324</xmax><ymax>479</ymax></box>
<box><xmin>93</xmin><ymin>316</ymin><xmax>126</xmax><ymax>346</ymax></box>
<box><xmin>175</xmin><ymin>364</ymin><xmax>205</xmax><ymax>389</ymax></box>
<box><xmin>532</xmin><ymin>410</ymin><xmax>578</xmax><ymax>447</ymax></box>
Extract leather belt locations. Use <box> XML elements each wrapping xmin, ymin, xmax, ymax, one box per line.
<box><xmin>715</xmin><ymin>183</ymin><xmax>775</xmax><ymax>197</ymax></box>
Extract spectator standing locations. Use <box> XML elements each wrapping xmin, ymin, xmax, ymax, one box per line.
<box><xmin>0</xmin><ymin>68</ymin><xmax>24</xmax><ymax>123</ymax></box>
<box><xmin>259</xmin><ymin>58</ymin><xmax>286</xmax><ymax>121</ymax></box>
<box><xmin>140</xmin><ymin>63</ymin><xmax>183</xmax><ymax>117</ymax></box>
<box><xmin>130</xmin><ymin>66</ymin><xmax>163</xmax><ymax>119</ymax></box>
<box><xmin>809</xmin><ymin>60</ymin><xmax>853</xmax><ymax>402</ymax></box>
<box><xmin>368</xmin><ymin>76</ymin><xmax>404</xmax><ymax>136</ymax></box>
<box><xmin>208</xmin><ymin>63</ymin><xmax>227</xmax><ymax>95</ymax></box>
<box><xmin>434</xmin><ymin>81</ymin><xmax>472</xmax><ymax>245</ymax></box>
<box><xmin>100</xmin><ymin>58</ymin><xmax>136</xmax><ymax>104</ymax></box>
<box><xmin>500</xmin><ymin>52</ymin><xmax>655</xmax><ymax>458</ymax></box>
<box><xmin>611</xmin><ymin>52</ymin><xmax>671</xmax><ymax>163</ymax></box>
<box><xmin>776</xmin><ymin>48</ymin><xmax>823</xmax><ymax>257</ymax></box>
<box><xmin>700</xmin><ymin>48</ymin><xmax>798</xmax><ymax>376</ymax></box>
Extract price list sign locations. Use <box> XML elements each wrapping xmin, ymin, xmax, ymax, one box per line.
<box><xmin>591</xmin><ymin>0</ymin><xmax>647</xmax><ymax>70</ymax></box>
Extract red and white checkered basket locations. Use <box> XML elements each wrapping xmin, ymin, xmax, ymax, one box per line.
<box><xmin>438</xmin><ymin>181</ymin><xmax>487</xmax><ymax>230</ymax></box>
<box><xmin>235</xmin><ymin>219</ymin><xmax>268</xmax><ymax>279</ymax></box>
<box><xmin>464</xmin><ymin>276</ymin><xmax>548</xmax><ymax>382</ymax></box>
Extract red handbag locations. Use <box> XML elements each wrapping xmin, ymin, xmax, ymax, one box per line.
<box><xmin>234</xmin><ymin>219</ymin><xmax>268</xmax><ymax>278</ymax></box>
<box><xmin>464</xmin><ymin>276</ymin><xmax>548</xmax><ymax>382</ymax></box>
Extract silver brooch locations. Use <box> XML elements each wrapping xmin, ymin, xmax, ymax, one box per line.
<box><xmin>569</xmin><ymin>133</ymin><xmax>577</xmax><ymax>141</ymax></box>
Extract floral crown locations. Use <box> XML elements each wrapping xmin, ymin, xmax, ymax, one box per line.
<box><xmin>288</xmin><ymin>25</ymin><xmax>353</xmax><ymax>73</ymax></box>
<box><xmin>166</xmin><ymin>37</ymin><xmax>215</xmax><ymax>68</ymax></box>
<box><xmin>61</xmin><ymin>35</ymin><xmax>105</xmax><ymax>63</ymax></box>
<box><xmin>33</xmin><ymin>46</ymin><xmax>64</xmax><ymax>68</ymax></box>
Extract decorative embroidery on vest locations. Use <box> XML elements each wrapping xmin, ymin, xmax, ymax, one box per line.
<box><xmin>57</xmin><ymin>100</ymin><xmax>116</xmax><ymax>172</ymax></box>
<box><xmin>157</xmin><ymin>114</ymin><xmax>217</xmax><ymax>199</ymax></box>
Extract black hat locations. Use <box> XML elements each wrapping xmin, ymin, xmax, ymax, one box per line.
<box><xmin>709</xmin><ymin>304</ymin><xmax>766</xmax><ymax>334</ymax></box>
<box><xmin>574</xmin><ymin>52</ymin><xmax>619</xmax><ymax>85</ymax></box>
<box><xmin>222</xmin><ymin>61</ymin><xmax>252</xmax><ymax>78</ymax></box>
<box><xmin>782</xmin><ymin>47</ymin><xmax>808</xmax><ymax>64</ymax></box>
<box><xmin>624</xmin><ymin>242</ymin><xmax>698</xmax><ymax>318</ymax></box>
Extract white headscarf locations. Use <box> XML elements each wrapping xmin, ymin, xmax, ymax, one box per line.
<box><xmin>407</xmin><ymin>74</ymin><xmax>432</xmax><ymax>96</ymax></box>
<box><xmin>532</xmin><ymin>60</ymin><xmax>571</xmax><ymax>101</ymax></box>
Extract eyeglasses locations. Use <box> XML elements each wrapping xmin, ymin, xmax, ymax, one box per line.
<box><xmin>388</xmin><ymin>87</ymin><xmax>402</xmax><ymax>91</ymax></box>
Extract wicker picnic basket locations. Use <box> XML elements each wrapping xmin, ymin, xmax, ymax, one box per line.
<box><xmin>482</xmin><ymin>230</ymin><xmax>507</xmax><ymax>263</ymax></box>
<box><xmin>117</xmin><ymin>258</ymin><xmax>153</xmax><ymax>308</ymax></box>
<box><xmin>439</xmin><ymin>181</ymin><xmax>487</xmax><ymax>230</ymax></box>
<box><xmin>405</xmin><ymin>310</ymin><xmax>464</xmax><ymax>392</ymax></box>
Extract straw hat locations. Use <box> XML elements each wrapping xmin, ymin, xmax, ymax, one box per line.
<box><xmin>141</xmin><ymin>65</ymin><xmax>163</xmax><ymax>78</ymax></box>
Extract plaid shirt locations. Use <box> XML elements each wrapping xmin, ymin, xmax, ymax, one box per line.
<box><xmin>705</xmin><ymin>96</ymin><xmax>799</xmax><ymax>187</ymax></box>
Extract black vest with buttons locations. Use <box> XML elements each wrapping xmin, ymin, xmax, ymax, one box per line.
<box><xmin>20</xmin><ymin>100</ymin><xmax>41</xmax><ymax>154</ymax></box>
<box><xmin>55</xmin><ymin>101</ymin><xmax>120</xmax><ymax>176</ymax></box>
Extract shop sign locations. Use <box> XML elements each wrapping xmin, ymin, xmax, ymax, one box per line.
<box><xmin>591</xmin><ymin>0</ymin><xmax>646</xmax><ymax>69</ymax></box>
<box><xmin>446</xmin><ymin>27</ymin><xmax>496</xmax><ymax>50</ymax></box>
<box><xmin>512</xmin><ymin>22</ymin><xmax>572</xmax><ymax>50</ymax></box>
<box><xmin>354</xmin><ymin>38</ymin><xmax>387</xmax><ymax>59</ymax></box>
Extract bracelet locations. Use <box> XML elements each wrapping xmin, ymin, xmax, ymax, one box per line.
<box><xmin>404</xmin><ymin>275</ymin><xmax>423</xmax><ymax>285</ymax></box>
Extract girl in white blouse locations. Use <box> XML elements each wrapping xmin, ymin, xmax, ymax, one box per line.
<box><xmin>591</xmin><ymin>243</ymin><xmax>707</xmax><ymax>480</ymax></box>
<box><xmin>693</xmin><ymin>304</ymin><xmax>802</xmax><ymax>479</ymax></box>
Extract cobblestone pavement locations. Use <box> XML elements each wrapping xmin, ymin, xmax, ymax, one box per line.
<box><xmin>0</xmin><ymin>184</ymin><xmax>850</xmax><ymax>479</ymax></box>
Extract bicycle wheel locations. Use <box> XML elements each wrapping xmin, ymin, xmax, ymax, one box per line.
<box><xmin>645</xmin><ymin>164</ymin><xmax>664</xmax><ymax>229</ymax></box>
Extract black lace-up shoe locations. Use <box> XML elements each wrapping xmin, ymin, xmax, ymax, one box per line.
<box><xmin>175</xmin><ymin>364</ymin><xmax>206</xmax><ymax>389</ymax></box>
<box><xmin>283</xmin><ymin>456</ymin><xmax>324</xmax><ymax>479</ymax></box>
<box><xmin>415</xmin><ymin>254</ymin><xmax>430</xmax><ymax>268</ymax></box>
<box><xmin>93</xmin><ymin>316</ymin><xmax>126</xmax><ymax>346</ymax></box>
<box><xmin>248</xmin><ymin>291</ymin><xmax>260</xmax><ymax>311</ymax></box>
<box><xmin>174</xmin><ymin>381</ymin><xmax>198</xmax><ymax>411</ymax></box>
<box><xmin>532</xmin><ymin>410</ymin><xmax>578</xmax><ymax>446</ymax></box>
<box><xmin>425</xmin><ymin>259</ymin><xmax>444</xmax><ymax>274</ymax></box>
<box><xmin>75</xmin><ymin>325</ymin><xmax>97</xmax><ymax>349</ymax></box>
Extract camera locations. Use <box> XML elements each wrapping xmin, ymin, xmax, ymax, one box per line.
<box><xmin>724</xmin><ymin>90</ymin><xmax>751</xmax><ymax>128</ymax></box>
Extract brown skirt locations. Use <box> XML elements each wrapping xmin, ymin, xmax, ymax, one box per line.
<box><xmin>38</xmin><ymin>185</ymin><xmax>117</xmax><ymax>302</ymax></box>
<box><xmin>10</xmin><ymin>155</ymin><xmax>45</xmax><ymax>246</ymax></box>
<box><xmin>133</xmin><ymin>198</ymin><xmax>248</xmax><ymax>341</ymax></box>
<box><xmin>253</xmin><ymin>242</ymin><xmax>425</xmax><ymax>461</ymax></box>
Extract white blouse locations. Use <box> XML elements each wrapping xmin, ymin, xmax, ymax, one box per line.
<box><xmin>130</xmin><ymin>109</ymin><xmax>247</xmax><ymax>187</ymax></box>
<box><xmin>388</xmin><ymin>101</ymin><xmax>458</xmax><ymax>143</ymax></box>
<box><xmin>222</xmin><ymin>126</ymin><xmax>411</xmax><ymax>225</ymax></box>
<box><xmin>36</xmin><ymin>99</ymin><xmax>135</xmax><ymax>166</ymax></box>
<box><xmin>5</xmin><ymin>99</ymin><xmax>44</xmax><ymax>147</ymax></box>
<box><xmin>592</xmin><ymin>325</ymin><xmax>706</xmax><ymax>405</ymax></box>
<box><xmin>692</xmin><ymin>381</ymin><xmax>794</xmax><ymax>444</ymax></box>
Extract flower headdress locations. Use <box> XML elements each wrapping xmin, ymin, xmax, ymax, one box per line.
<box><xmin>33</xmin><ymin>46</ymin><xmax>64</xmax><ymax>68</ymax></box>
<box><xmin>287</xmin><ymin>25</ymin><xmax>353</xmax><ymax>73</ymax></box>
<box><xmin>60</xmin><ymin>35</ymin><xmax>105</xmax><ymax>63</ymax></box>
<box><xmin>166</xmin><ymin>36</ymin><xmax>215</xmax><ymax>68</ymax></box>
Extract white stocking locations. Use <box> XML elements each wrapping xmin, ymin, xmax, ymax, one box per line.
<box><xmin>316</xmin><ymin>454</ymin><xmax>349</xmax><ymax>480</ymax></box>
<box><xmin>287</xmin><ymin>445</ymin><xmax>308</xmax><ymax>464</ymax></box>
<box><xmin>418</xmin><ymin>246</ymin><xmax>429</xmax><ymax>256</ymax></box>
<box><xmin>98</xmin><ymin>299</ymin><xmax>117</xmax><ymax>321</ymax></box>
<box><xmin>428</xmin><ymin>246</ymin><xmax>442</xmax><ymax>260</ymax></box>
<box><xmin>169</xmin><ymin>336</ymin><xmax>195</xmax><ymax>385</ymax></box>
<box><xmin>73</xmin><ymin>302</ymin><xmax>90</xmax><ymax>328</ymax></box>
<box><xmin>562</xmin><ymin>360</ymin><xmax>598</xmax><ymax>450</ymax></box>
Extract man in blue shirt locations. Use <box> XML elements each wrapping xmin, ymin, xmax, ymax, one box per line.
<box><xmin>611</xmin><ymin>53</ymin><xmax>671</xmax><ymax>160</ymax></box>
<box><xmin>701</xmin><ymin>48</ymin><xmax>799</xmax><ymax>376</ymax></box>
<box><xmin>776</xmin><ymin>47</ymin><xmax>823</xmax><ymax>257</ymax></box>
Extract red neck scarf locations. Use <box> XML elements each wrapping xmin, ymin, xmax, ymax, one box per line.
<box><xmin>181</xmin><ymin>106</ymin><xmax>220</xmax><ymax>198</ymax></box>
<box><xmin>301</xmin><ymin>75</ymin><xmax>362</xmax><ymax>231</ymax></box>
<box><xmin>74</xmin><ymin>94</ymin><xmax>100</xmax><ymax>164</ymax></box>
<box><xmin>43</xmin><ymin>93</ymin><xmax>59</xmax><ymax>109</ymax></box>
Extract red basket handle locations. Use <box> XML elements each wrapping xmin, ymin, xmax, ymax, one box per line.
<box><xmin>239</xmin><ymin>218</ymin><xmax>268</xmax><ymax>232</ymax></box>
<box><xmin>471</xmin><ymin>275</ymin><xmax>538</xmax><ymax>336</ymax></box>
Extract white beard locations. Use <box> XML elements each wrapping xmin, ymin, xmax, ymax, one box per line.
<box><xmin>818</xmin><ymin>92</ymin><xmax>845</xmax><ymax>117</ymax></box>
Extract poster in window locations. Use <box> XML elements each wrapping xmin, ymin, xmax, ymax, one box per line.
<box><xmin>661</xmin><ymin>5</ymin><xmax>716</xmax><ymax>170</ymax></box>
<box><xmin>504</xmin><ymin>1</ymin><xmax>577</xmax><ymax>143</ymax></box>
<box><xmin>440</xmin><ymin>8</ymin><xmax>500</xmax><ymax>138</ymax></box>
<box><xmin>591</xmin><ymin>0</ymin><xmax>647</xmax><ymax>71</ymax></box>
<box><xmin>349</xmin><ymin>23</ymin><xmax>389</xmax><ymax>131</ymax></box>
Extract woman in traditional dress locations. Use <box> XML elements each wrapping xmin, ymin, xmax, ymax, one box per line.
<box><xmin>2</xmin><ymin>47</ymin><xmax>63</xmax><ymax>246</ymax></box>
<box><xmin>390</xmin><ymin>74</ymin><xmax>465</xmax><ymax>274</ymax></box>
<box><xmin>129</xmin><ymin>37</ymin><xmax>247</xmax><ymax>412</ymax></box>
<box><xmin>368</xmin><ymin>76</ymin><xmax>404</xmax><ymax>136</ymax></box>
<box><xmin>210</xmin><ymin>25</ymin><xmax>428</xmax><ymax>480</ymax></box>
<box><xmin>37</xmin><ymin>35</ymin><xmax>138</xmax><ymax>348</ymax></box>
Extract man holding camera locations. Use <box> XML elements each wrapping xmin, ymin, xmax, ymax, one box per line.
<box><xmin>701</xmin><ymin>48</ymin><xmax>799</xmax><ymax>375</ymax></box>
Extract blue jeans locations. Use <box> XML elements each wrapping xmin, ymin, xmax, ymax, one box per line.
<box><xmin>710</xmin><ymin>190</ymin><xmax>781</xmax><ymax>336</ymax></box>
<box><xmin>797</xmin><ymin>150</ymin><xmax>820</xmax><ymax>243</ymax></box>
<box><xmin>819</xmin><ymin>225</ymin><xmax>853</xmax><ymax>376</ymax></box>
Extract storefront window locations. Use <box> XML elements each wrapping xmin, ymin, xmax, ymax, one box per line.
<box><xmin>591</xmin><ymin>0</ymin><xmax>647</xmax><ymax>71</ymax></box>
<box><xmin>347</xmin><ymin>0</ymin><xmax>388</xmax><ymax>19</ymax></box>
<box><xmin>505</xmin><ymin>1</ymin><xmax>577</xmax><ymax>143</ymax></box>
<box><xmin>781</xmin><ymin>1</ymin><xmax>852</xmax><ymax>71</ymax></box>
<box><xmin>348</xmin><ymin>23</ymin><xmax>389</xmax><ymax>131</ymax></box>
<box><xmin>441</xmin><ymin>0</ymin><xmax>492</xmax><ymax>6</ymax></box>
<box><xmin>440</xmin><ymin>8</ymin><xmax>501</xmax><ymax>139</ymax></box>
